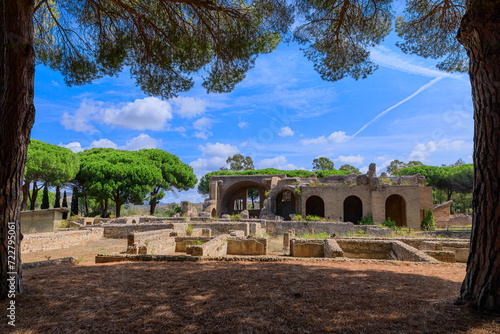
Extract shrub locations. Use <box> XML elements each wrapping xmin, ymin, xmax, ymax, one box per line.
<box><xmin>292</xmin><ymin>214</ymin><xmax>303</xmax><ymax>221</ymax></box>
<box><xmin>186</xmin><ymin>224</ymin><xmax>193</xmax><ymax>236</ymax></box>
<box><xmin>381</xmin><ymin>217</ymin><xmax>397</xmax><ymax>229</ymax></box>
<box><xmin>230</xmin><ymin>213</ymin><xmax>242</xmax><ymax>221</ymax></box>
<box><xmin>358</xmin><ymin>214</ymin><xmax>373</xmax><ymax>225</ymax></box>
<box><xmin>421</xmin><ymin>210</ymin><xmax>436</xmax><ymax>231</ymax></box>
<box><xmin>305</xmin><ymin>215</ymin><xmax>323</xmax><ymax>221</ymax></box>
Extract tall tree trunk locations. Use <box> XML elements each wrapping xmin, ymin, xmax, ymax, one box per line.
<box><xmin>84</xmin><ymin>194</ymin><xmax>89</xmax><ymax>216</ymax></box>
<box><xmin>149</xmin><ymin>188</ymin><xmax>158</xmax><ymax>215</ymax></box>
<box><xmin>0</xmin><ymin>0</ymin><xmax>35</xmax><ymax>298</ymax></box>
<box><xmin>101</xmin><ymin>198</ymin><xmax>108</xmax><ymax>218</ymax></box>
<box><xmin>20</xmin><ymin>181</ymin><xmax>29</xmax><ymax>212</ymax></box>
<box><xmin>115</xmin><ymin>199</ymin><xmax>121</xmax><ymax>218</ymax></box>
<box><xmin>29</xmin><ymin>181</ymin><xmax>38</xmax><ymax>210</ymax></box>
<box><xmin>457</xmin><ymin>0</ymin><xmax>500</xmax><ymax>312</ymax></box>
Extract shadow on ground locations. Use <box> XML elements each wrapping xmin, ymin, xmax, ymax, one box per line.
<box><xmin>1</xmin><ymin>261</ymin><xmax>499</xmax><ymax>333</ymax></box>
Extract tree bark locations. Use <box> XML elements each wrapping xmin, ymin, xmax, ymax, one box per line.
<box><xmin>0</xmin><ymin>0</ymin><xmax>35</xmax><ymax>298</ymax></box>
<box><xmin>29</xmin><ymin>181</ymin><xmax>39</xmax><ymax>210</ymax></box>
<box><xmin>20</xmin><ymin>181</ymin><xmax>29</xmax><ymax>212</ymax></box>
<box><xmin>149</xmin><ymin>188</ymin><xmax>159</xmax><ymax>215</ymax></box>
<box><xmin>457</xmin><ymin>0</ymin><xmax>500</xmax><ymax>313</ymax></box>
<box><xmin>101</xmin><ymin>198</ymin><xmax>108</xmax><ymax>218</ymax></box>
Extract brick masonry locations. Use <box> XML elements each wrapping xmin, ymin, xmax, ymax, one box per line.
<box><xmin>22</xmin><ymin>228</ymin><xmax>104</xmax><ymax>253</ymax></box>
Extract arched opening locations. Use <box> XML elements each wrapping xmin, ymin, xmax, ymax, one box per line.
<box><xmin>276</xmin><ymin>190</ymin><xmax>296</xmax><ymax>221</ymax></box>
<box><xmin>221</xmin><ymin>181</ymin><xmax>267</xmax><ymax>216</ymax></box>
<box><xmin>306</xmin><ymin>196</ymin><xmax>324</xmax><ymax>218</ymax></box>
<box><xmin>211</xmin><ymin>208</ymin><xmax>217</xmax><ymax>218</ymax></box>
<box><xmin>385</xmin><ymin>194</ymin><xmax>406</xmax><ymax>227</ymax></box>
<box><xmin>343</xmin><ymin>196</ymin><xmax>363</xmax><ymax>223</ymax></box>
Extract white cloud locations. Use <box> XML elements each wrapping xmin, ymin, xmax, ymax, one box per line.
<box><xmin>190</xmin><ymin>157</ymin><xmax>228</xmax><ymax>173</ymax></box>
<box><xmin>59</xmin><ymin>133</ymin><xmax>161</xmax><ymax>153</ymax></box>
<box><xmin>278</xmin><ymin>126</ymin><xmax>294</xmax><ymax>137</ymax></box>
<box><xmin>193</xmin><ymin>117</ymin><xmax>214</xmax><ymax>131</ymax></box>
<box><xmin>60</xmin><ymin>99</ymin><xmax>101</xmax><ymax>134</ymax></box>
<box><xmin>199</xmin><ymin>142</ymin><xmax>239</xmax><ymax>158</ymax></box>
<box><xmin>61</xmin><ymin>97</ymin><xmax>173</xmax><ymax>133</ymax></box>
<box><xmin>301</xmin><ymin>136</ymin><xmax>327</xmax><ymax>145</ymax></box>
<box><xmin>409</xmin><ymin>139</ymin><xmax>471</xmax><ymax>161</ymax></box>
<box><xmin>258</xmin><ymin>156</ymin><xmax>297</xmax><ymax>170</ymax></box>
<box><xmin>60</xmin><ymin>141</ymin><xmax>84</xmax><ymax>153</ymax></box>
<box><xmin>123</xmin><ymin>134</ymin><xmax>160</xmax><ymax>150</ymax></box>
<box><xmin>174</xmin><ymin>126</ymin><xmax>186</xmax><ymax>132</ymax></box>
<box><xmin>172</xmin><ymin>97</ymin><xmax>208</xmax><ymax>118</ymax></box>
<box><xmin>328</xmin><ymin>131</ymin><xmax>350</xmax><ymax>143</ymax></box>
<box><xmin>301</xmin><ymin>131</ymin><xmax>349</xmax><ymax>145</ymax></box>
<box><xmin>238</xmin><ymin>121</ymin><xmax>248</xmax><ymax>129</ymax></box>
<box><xmin>193</xmin><ymin>131</ymin><xmax>212</xmax><ymax>140</ymax></box>
<box><xmin>336</xmin><ymin>155</ymin><xmax>364</xmax><ymax>165</ymax></box>
<box><xmin>90</xmin><ymin>138</ymin><xmax>118</xmax><ymax>149</ymax></box>
<box><xmin>101</xmin><ymin>97</ymin><xmax>172</xmax><ymax>130</ymax></box>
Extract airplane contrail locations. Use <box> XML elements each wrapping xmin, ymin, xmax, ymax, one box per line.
<box><xmin>349</xmin><ymin>76</ymin><xmax>445</xmax><ymax>139</ymax></box>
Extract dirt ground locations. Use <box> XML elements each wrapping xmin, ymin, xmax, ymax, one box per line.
<box><xmin>3</xmin><ymin>240</ymin><xmax>499</xmax><ymax>334</ymax></box>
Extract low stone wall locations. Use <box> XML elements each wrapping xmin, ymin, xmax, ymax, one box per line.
<box><xmin>399</xmin><ymin>238</ymin><xmax>469</xmax><ymax>263</ymax></box>
<box><xmin>175</xmin><ymin>237</ymin><xmax>214</xmax><ymax>252</ymax></box>
<box><xmin>102</xmin><ymin>223</ymin><xmax>188</xmax><ymax>239</ymax></box>
<box><xmin>336</xmin><ymin>239</ymin><xmax>393</xmax><ymax>260</ymax></box>
<box><xmin>127</xmin><ymin>229</ymin><xmax>177</xmax><ymax>255</ymax></box>
<box><xmin>390</xmin><ymin>241</ymin><xmax>438</xmax><ymax>262</ymax></box>
<box><xmin>249</xmin><ymin>223</ymin><xmax>264</xmax><ymax>236</ymax></box>
<box><xmin>227</xmin><ymin>237</ymin><xmax>268</xmax><ymax>255</ymax></box>
<box><xmin>186</xmin><ymin>234</ymin><xmax>228</xmax><ymax>257</ymax></box>
<box><xmin>189</xmin><ymin>222</ymin><xmax>250</xmax><ymax>236</ymax></box>
<box><xmin>265</xmin><ymin>221</ymin><xmax>355</xmax><ymax>236</ymax></box>
<box><xmin>22</xmin><ymin>228</ymin><xmax>104</xmax><ymax>253</ymax></box>
<box><xmin>424</xmin><ymin>250</ymin><xmax>456</xmax><ymax>262</ymax></box>
<box><xmin>290</xmin><ymin>239</ymin><xmax>325</xmax><ymax>257</ymax></box>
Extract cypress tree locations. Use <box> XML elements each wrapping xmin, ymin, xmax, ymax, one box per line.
<box><xmin>62</xmin><ymin>190</ymin><xmax>68</xmax><ymax>219</ymax></box>
<box><xmin>54</xmin><ymin>185</ymin><xmax>61</xmax><ymax>208</ymax></box>
<box><xmin>71</xmin><ymin>186</ymin><xmax>79</xmax><ymax>216</ymax></box>
<box><xmin>41</xmin><ymin>185</ymin><xmax>50</xmax><ymax>209</ymax></box>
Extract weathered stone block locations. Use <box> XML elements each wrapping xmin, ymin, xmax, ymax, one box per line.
<box><xmin>186</xmin><ymin>234</ymin><xmax>228</xmax><ymax>257</ymax></box>
<box><xmin>324</xmin><ymin>239</ymin><xmax>344</xmax><ymax>258</ymax></box>
<box><xmin>424</xmin><ymin>250</ymin><xmax>456</xmax><ymax>263</ymax></box>
<box><xmin>227</xmin><ymin>237</ymin><xmax>268</xmax><ymax>255</ymax></box>
<box><xmin>290</xmin><ymin>239</ymin><xmax>325</xmax><ymax>257</ymax></box>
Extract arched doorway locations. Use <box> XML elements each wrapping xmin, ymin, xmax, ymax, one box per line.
<box><xmin>276</xmin><ymin>190</ymin><xmax>296</xmax><ymax>221</ymax></box>
<box><xmin>306</xmin><ymin>196</ymin><xmax>324</xmax><ymax>218</ymax></box>
<box><xmin>385</xmin><ymin>194</ymin><xmax>406</xmax><ymax>227</ymax></box>
<box><xmin>221</xmin><ymin>181</ymin><xmax>267</xmax><ymax>216</ymax></box>
<box><xmin>211</xmin><ymin>208</ymin><xmax>217</xmax><ymax>218</ymax></box>
<box><xmin>344</xmin><ymin>196</ymin><xmax>363</xmax><ymax>223</ymax></box>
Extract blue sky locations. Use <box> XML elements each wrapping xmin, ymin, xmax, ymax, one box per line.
<box><xmin>32</xmin><ymin>33</ymin><xmax>474</xmax><ymax>204</ymax></box>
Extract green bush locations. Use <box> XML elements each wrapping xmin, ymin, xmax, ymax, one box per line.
<box><xmin>358</xmin><ymin>214</ymin><xmax>373</xmax><ymax>225</ymax></box>
<box><xmin>421</xmin><ymin>209</ymin><xmax>436</xmax><ymax>231</ymax></box>
<box><xmin>305</xmin><ymin>215</ymin><xmax>323</xmax><ymax>221</ymax></box>
<box><xmin>381</xmin><ymin>217</ymin><xmax>397</xmax><ymax>229</ymax></box>
<box><xmin>230</xmin><ymin>213</ymin><xmax>242</xmax><ymax>221</ymax></box>
<box><xmin>292</xmin><ymin>214</ymin><xmax>303</xmax><ymax>221</ymax></box>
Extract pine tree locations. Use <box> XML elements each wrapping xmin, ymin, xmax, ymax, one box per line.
<box><xmin>70</xmin><ymin>187</ymin><xmax>79</xmax><ymax>217</ymax></box>
<box><xmin>62</xmin><ymin>190</ymin><xmax>68</xmax><ymax>220</ymax></box>
<box><xmin>421</xmin><ymin>210</ymin><xmax>436</xmax><ymax>231</ymax></box>
<box><xmin>54</xmin><ymin>185</ymin><xmax>61</xmax><ymax>208</ymax></box>
<box><xmin>40</xmin><ymin>185</ymin><xmax>50</xmax><ymax>209</ymax></box>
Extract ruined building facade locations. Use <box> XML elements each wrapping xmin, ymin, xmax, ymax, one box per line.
<box><xmin>203</xmin><ymin>164</ymin><xmax>434</xmax><ymax>229</ymax></box>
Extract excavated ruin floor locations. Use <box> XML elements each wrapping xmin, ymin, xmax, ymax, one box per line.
<box><xmin>5</xmin><ymin>238</ymin><xmax>500</xmax><ymax>333</ymax></box>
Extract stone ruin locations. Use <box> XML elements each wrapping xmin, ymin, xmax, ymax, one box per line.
<box><xmin>202</xmin><ymin>163</ymin><xmax>435</xmax><ymax>229</ymax></box>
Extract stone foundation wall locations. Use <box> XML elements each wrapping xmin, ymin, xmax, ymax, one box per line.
<box><xmin>336</xmin><ymin>239</ymin><xmax>393</xmax><ymax>259</ymax></box>
<box><xmin>127</xmin><ymin>229</ymin><xmax>177</xmax><ymax>255</ymax></box>
<box><xmin>103</xmin><ymin>223</ymin><xmax>188</xmax><ymax>239</ymax></box>
<box><xmin>186</xmin><ymin>234</ymin><xmax>228</xmax><ymax>257</ymax></box>
<box><xmin>290</xmin><ymin>239</ymin><xmax>325</xmax><ymax>257</ymax></box>
<box><xmin>264</xmin><ymin>221</ymin><xmax>355</xmax><ymax>236</ymax></box>
<box><xmin>324</xmin><ymin>239</ymin><xmax>344</xmax><ymax>258</ymax></box>
<box><xmin>22</xmin><ymin>228</ymin><xmax>104</xmax><ymax>253</ymax></box>
<box><xmin>189</xmin><ymin>222</ymin><xmax>250</xmax><ymax>236</ymax></box>
<box><xmin>227</xmin><ymin>237</ymin><xmax>268</xmax><ymax>255</ymax></box>
<box><xmin>175</xmin><ymin>237</ymin><xmax>214</xmax><ymax>252</ymax></box>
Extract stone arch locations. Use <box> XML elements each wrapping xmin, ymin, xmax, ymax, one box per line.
<box><xmin>220</xmin><ymin>181</ymin><xmax>267</xmax><ymax>216</ymax></box>
<box><xmin>385</xmin><ymin>194</ymin><xmax>407</xmax><ymax>227</ymax></box>
<box><xmin>305</xmin><ymin>196</ymin><xmax>325</xmax><ymax>218</ymax></box>
<box><xmin>343</xmin><ymin>196</ymin><xmax>363</xmax><ymax>223</ymax></box>
<box><xmin>276</xmin><ymin>189</ymin><xmax>296</xmax><ymax>221</ymax></box>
